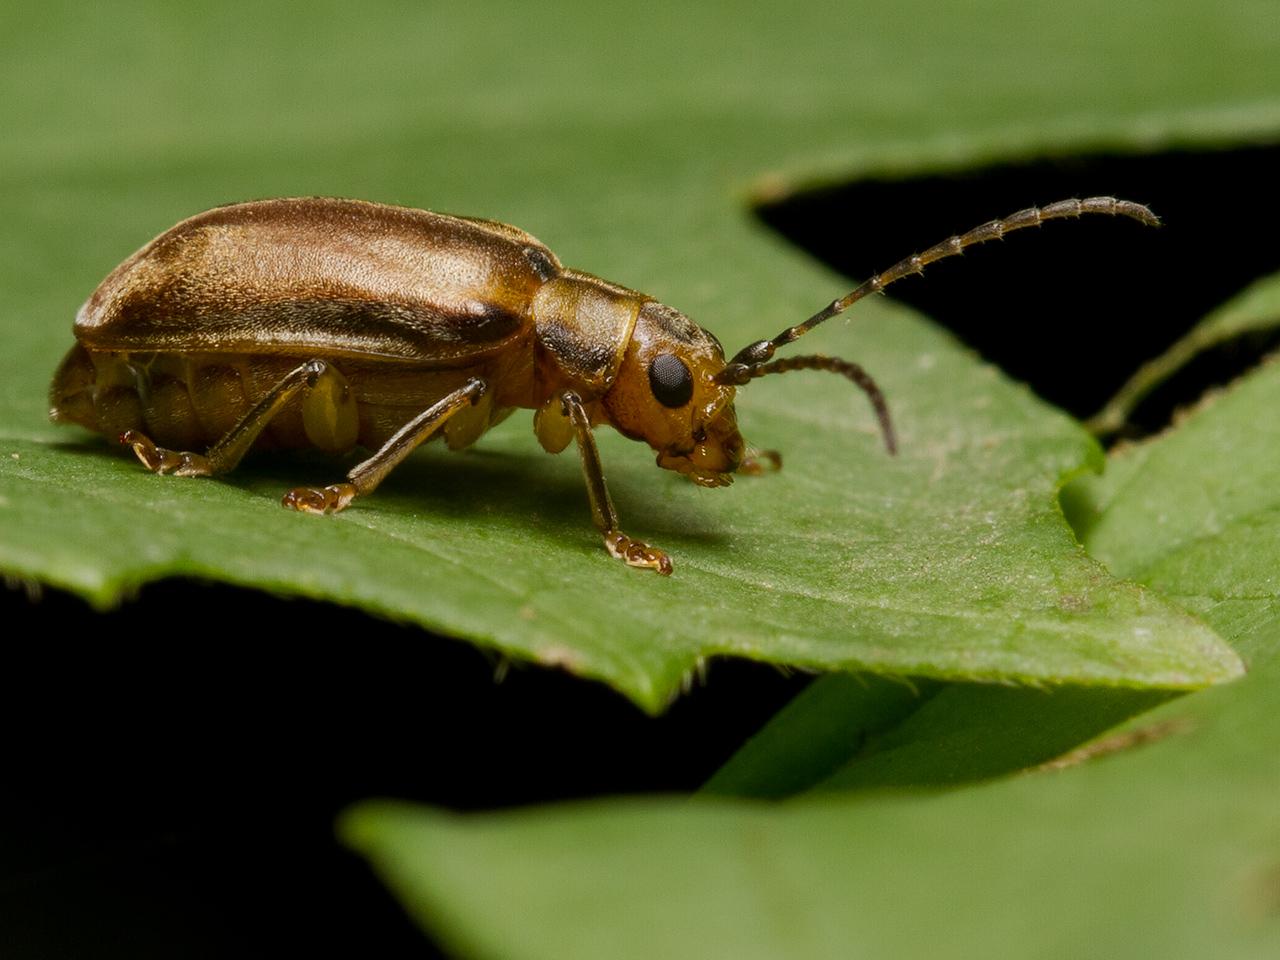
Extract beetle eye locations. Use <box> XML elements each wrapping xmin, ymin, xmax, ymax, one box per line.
<box><xmin>648</xmin><ymin>353</ymin><xmax>693</xmax><ymax>408</ymax></box>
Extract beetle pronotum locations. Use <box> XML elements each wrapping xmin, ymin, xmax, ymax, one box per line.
<box><xmin>50</xmin><ymin>196</ymin><xmax>1157</xmax><ymax>574</ymax></box>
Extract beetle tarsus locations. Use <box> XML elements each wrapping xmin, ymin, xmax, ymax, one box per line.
<box><xmin>120</xmin><ymin>429</ymin><xmax>213</xmax><ymax>477</ymax></box>
<box><xmin>281</xmin><ymin>482</ymin><xmax>358</xmax><ymax>515</ymax></box>
<box><xmin>738</xmin><ymin>448</ymin><xmax>782</xmax><ymax>475</ymax></box>
<box><xmin>604</xmin><ymin>532</ymin><xmax>673</xmax><ymax>575</ymax></box>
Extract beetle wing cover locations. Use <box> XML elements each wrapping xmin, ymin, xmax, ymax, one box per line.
<box><xmin>74</xmin><ymin>198</ymin><xmax>561</xmax><ymax>363</ymax></box>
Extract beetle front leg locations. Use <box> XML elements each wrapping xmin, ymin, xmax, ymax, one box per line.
<box><xmin>738</xmin><ymin>447</ymin><xmax>782</xmax><ymax>476</ymax></box>
<box><xmin>283</xmin><ymin>378</ymin><xmax>487</xmax><ymax>514</ymax></box>
<box><xmin>560</xmin><ymin>390</ymin><xmax>672</xmax><ymax>575</ymax></box>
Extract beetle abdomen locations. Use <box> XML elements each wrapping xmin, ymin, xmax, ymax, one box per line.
<box><xmin>51</xmin><ymin>346</ymin><xmax>234</xmax><ymax>451</ymax></box>
<box><xmin>74</xmin><ymin>198</ymin><xmax>560</xmax><ymax>363</ymax></box>
<box><xmin>50</xmin><ymin>345</ymin><xmax>524</xmax><ymax>456</ymax></box>
<box><xmin>53</xmin><ymin>347</ymin><xmax>302</xmax><ymax>451</ymax></box>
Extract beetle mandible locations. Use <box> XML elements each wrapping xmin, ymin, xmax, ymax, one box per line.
<box><xmin>50</xmin><ymin>196</ymin><xmax>1157</xmax><ymax>574</ymax></box>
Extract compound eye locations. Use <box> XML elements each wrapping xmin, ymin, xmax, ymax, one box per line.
<box><xmin>648</xmin><ymin>353</ymin><xmax>694</xmax><ymax>408</ymax></box>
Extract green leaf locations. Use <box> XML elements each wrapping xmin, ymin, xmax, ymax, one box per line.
<box><xmin>0</xmin><ymin>0</ymin><xmax>1266</xmax><ymax>709</ymax></box>
<box><xmin>1086</xmin><ymin>270</ymin><xmax>1280</xmax><ymax>436</ymax></box>
<box><xmin>700</xmin><ymin>673</ymin><xmax>942</xmax><ymax>799</ymax></box>
<box><xmin>1069</xmin><ymin>360</ymin><xmax>1280</xmax><ymax>598</ymax></box>
<box><xmin>710</xmin><ymin>290</ymin><xmax>1280</xmax><ymax>801</ymax></box>
<box><xmin>345</xmin><ymin>360</ymin><xmax>1280</xmax><ymax>960</ymax></box>
<box><xmin>703</xmin><ymin>675</ymin><xmax>1171</xmax><ymax>797</ymax></box>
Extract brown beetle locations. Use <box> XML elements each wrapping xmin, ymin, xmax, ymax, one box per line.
<box><xmin>50</xmin><ymin>196</ymin><xmax>1157</xmax><ymax>574</ymax></box>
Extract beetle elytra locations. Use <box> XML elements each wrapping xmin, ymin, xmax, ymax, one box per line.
<box><xmin>50</xmin><ymin>196</ymin><xmax>1157</xmax><ymax>574</ymax></box>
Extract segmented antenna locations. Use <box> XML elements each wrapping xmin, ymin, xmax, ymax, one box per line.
<box><xmin>741</xmin><ymin>354</ymin><xmax>897</xmax><ymax>453</ymax></box>
<box><xmin>718</xmin><ymin>197</ymin><xmax>1159</xmax><ymax>377</ymax></box>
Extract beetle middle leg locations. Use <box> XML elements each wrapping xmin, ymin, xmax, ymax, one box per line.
<box><xmin>122</xmin><ymin>359</ymin><xmax>334</xmax><ymax>477</ymax></box>
<box><xmin>560</xmin><ymin>390</ymin><xmax>672</xmax><ymax>575</ymax></box>
<box><xmin>282</xmin><ymin>378</ymin><xmax>487</xmax><ymax>514</ymax></box>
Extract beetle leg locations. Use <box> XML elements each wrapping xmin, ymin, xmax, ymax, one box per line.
<box><xmin>738</xmin><ymin>448</ymin><xmax>782</xmax><ymax>476</ymax></box>
<box><xmin>282</xmin><ymin>378</ymin><xmax>487</xmax><ymax>515</ymax></box>
<box><xmin>560</xmin><ymin>390</ymin><xmax>672</xmax><ymax>575</ymax></box>
<box><xmin>122</xmin><ymin>359</ymin><xmax>330</xmax><ymax>477</ymax></box>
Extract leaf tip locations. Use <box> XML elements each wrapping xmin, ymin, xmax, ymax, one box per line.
<box><xmin>336</xmin><ymin>799</ymin><xmax>423</xmax><ymax>856</ymax></box>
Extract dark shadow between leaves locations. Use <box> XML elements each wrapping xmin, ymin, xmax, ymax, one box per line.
<box><xmin>1</xmin><ymin>573</ymin><xmax>811</xmax><ymax>958</ymax></box>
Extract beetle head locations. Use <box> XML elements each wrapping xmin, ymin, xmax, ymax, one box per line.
<box><xmin>601</xmin><ymin>301</ymin><xmax>744</xmax><ymax>486</ymax></box>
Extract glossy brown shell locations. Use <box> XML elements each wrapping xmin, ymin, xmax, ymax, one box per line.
<box><xmin>74</xmin><ymin>198</ymin><xmax>562</xmax><ymax>363</ymax></box>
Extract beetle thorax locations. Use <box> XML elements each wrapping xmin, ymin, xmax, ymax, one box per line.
<box><xmin>530</xmin><ymin>270</ymin><xmax>645</xmax><ymax>401</ymax></box>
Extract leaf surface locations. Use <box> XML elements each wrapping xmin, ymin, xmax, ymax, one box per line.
<box><xmin>2</xmin><ymin>0</ymin><xmax>1270</xmax><ymax>707</ymax></box>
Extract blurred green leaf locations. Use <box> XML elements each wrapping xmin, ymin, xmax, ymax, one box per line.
<box><xmin>703</xmin><ymin>675</ymin><xmax>1171</xmax><ymax>797</ymax></box>
<box><xmin>700</xmin><ymin>673</ymin><xmax>941</xmax><ymax>799</ymax></box>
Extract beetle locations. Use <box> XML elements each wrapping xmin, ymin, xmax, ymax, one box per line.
<box><xmin>50</xmin><ymin>196</ymin><xmax>1157</xmax><ymax>574</ymax></box>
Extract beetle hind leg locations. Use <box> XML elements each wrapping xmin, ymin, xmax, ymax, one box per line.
<box><xmin>122</xmin><ymin>359</ymin><xmax>331</xmax><ymax>479</ymax></box>
<box><xmin>121</xmin><ymin>430</ymin><xmax>214</xmax><ymax>477</ymax></box>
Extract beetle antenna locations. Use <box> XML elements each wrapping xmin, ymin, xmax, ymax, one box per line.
<box><xmin>718</xmin><ymin>197</ymin><xmax>1159</xmax><ymax>374</ymax></box>
<box><xmin>727</xmin><ymin>354</ymin><xmax>897</xmax><ymax>455</ymax></box>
